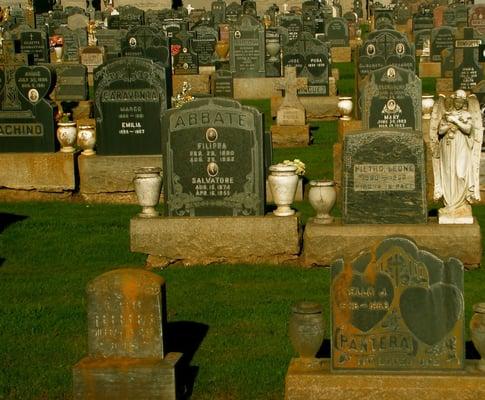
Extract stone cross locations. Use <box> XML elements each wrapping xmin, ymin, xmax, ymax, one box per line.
<box><xmin>0</xmin><ymin>37</ymin><xmax>24</xmax><ymax>111</ymax></box>
<box><xmin>275</xmin><ymin>66</ymin><xmax>307</xmax><ymax>109</ymax></box>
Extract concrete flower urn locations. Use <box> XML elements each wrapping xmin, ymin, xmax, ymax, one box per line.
<box><xmin>214</xmin><ymin>40</ymin><xmax>229</xmax><ymax>61</ymax></box>
<box><xmin>470</xmin><ymin>302</ymin><xmax>485</xmax><ymax>372</ymax></box>
<box><xmin>133</xmin><ymin>167</ymin><xmax>162</xmax><ymax>218</ymax></box>
<box><xmin>337</xmin><ymin>96</ymin><xmax>353</xmax><ymax>120</ymax></box>
<box><xmin>54</xmin><ymin>46</ymin><xmax>63</xmax><ymax>62</ymax></box>
<box><xmin>308</xmin><ymin>180</ymin><xmax>336</xmax><ymax>224</ymax></box>
<box><xmin>266</xmin><ymin>39</ymin><xmax>281</xmax><ymax>62</ymax></box>
<box><xmin>56</xmin><ymin>121</ymin><xmax>77</xmax><ymax>153</ymax></box>
<box><xmin>268</xmin><ymin>163</ymin><xmax>298</xmax><ymax>216</ymax></box>
<box><xmin>289</xmin><ymin>302</ymin><xmax>324</xmax><ymax>358</ymax></box>
<box><xmin>77</xmin><ymin>124</ymin><xmax>96</xmax><ymax>155</ymax></box>
<box><xmin>422</xmin><ymin>95</ymin><xmax>435</xmax><ymax>120</ymax></box>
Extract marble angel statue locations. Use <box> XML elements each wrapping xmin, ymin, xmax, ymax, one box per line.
<box><xmin>429</xmin><ymin>89</ymin><xmax>483</xmax><ymax>223</ymax></box>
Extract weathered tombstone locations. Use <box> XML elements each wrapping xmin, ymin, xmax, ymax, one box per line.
<box><xmin>453</xmin><ymin>27</ymin><xmax>483</xmax><ymax>91</ymax></box>
<box><xmin>225</xmin><ymin>1</ymin><xmax>242</xmax><ymax>23</ymax></box>
<box><xmin>301</xmin><ymin>2</ymin><xmax>318</xmax><ymax>35</ymax></box>
<box><xmin>52</xmin><ymin>63</ymin><xmax>88</xmax><ymax>102</ymax></box>
<box><xmin>73</xmin><ymin>268</ymin><xmax>181</xmax><ymax>400</ymax></box>
<box><xmin>96</xmin><ymin>29</ymin><xmax>125</xmax><ymax>60</ymax></box>
<box><xmin>332</xmin><ymin>237</ymin><xmax>464</xmax><ymax>371</ymax></box>
<box><xmin>161</xmin><ymin>98</ymin><xmax>266</xmax><ymax>217</ymax></box>
<box><xmin>55</xmin><ymin>26</ymin><xmax>86</xmax><ymax>62</ymax></box>
<box><xmin>278</xmin><ymin>14</ymin><xmax>302</xmax><ymax>43</ymax></box>
<box><xmin>0</xmin><ymin>41</ymin><xmax>56</xmax><ymax>153</ymax></box>
<box><xmin>171</xmin><ymin>29</ymin><xmax>199</xmax><ymax>75</ymax></box>
<box><xmin>342</xmin><ymin>129</ymin><xmax>427</xmax><ymax>224</ymax></box>
<box><xmin>282</xmin><ymin>32</ymin><xmax>330</xmax><ymax>96</ymax></box>
<box><xmin>412</xmin><ymin>6</ymin><xmax>434</xmax><ymax>33</ymax></box>
<box><xmin>430</xmin><ymin>26</ymin><xmax>456</xmax><ymax>62</ymax></box>
<box><xmin>469</xmin><ymin>6</ymin><xmax>485</xmax><ymax>35</ymax></box>
<box><xmin>374</xmin><ymin>8</ymin><xmax>395</xmax><ymax>30</ymax></box>
<box><xmin>122</xmin><ymin>26</ymin><xmax>170</xmax><ymax>67</ymax></box>
<box><xmin>325</xmin><ymin>17</ymin><xmax>350</xmax><ymax>47</ymax></box>
<box><xmin>18</xmin><ymin>27</ymin><xmax>49</xmax><ymax>64</ymax></box>
<box><xmin>67</xmin><ymin>13</ymin><xmax>89</xmax><ymax>31</ymax></box>
<box><xmin>394</xmin><ymin>3</ymin><xmax>412</xmax><ymax>26</ymax></box>
<box><xmin>229</xmin><ymin>15</ymin><xmax>266</xmax><ymax>78</ymax></box>
<box><xmin>454</xmin><ymin>3</ymin><xmax>468</xmax><ymax>27</ymax></box>
<box><xmin>414</xmin><ymin>29</ymin><xmax>431</xmax><ymax>51</ymax></box>
<box><xmin>192</xmin><ymin>25</ymin><xmax>218</xmax><ymax>67</ymax></box>
<box><xmin>118</xmin><ymin>5</ymin><xmax>144</xmax><ymax>30</ymax></box>
<box><xmin>441</xmin><ymin>47</ymin><xmax>454</xmax><ymax>78</ymax></box>
<box><xmin>443</xmin><ymin>8</ymin><xmax>457</xmax><ymax>27</ymax></box>
<box><xmin>212</xmin><ymin>69</ymin><xmax>233</xmax><ymax>97</ymax></box>
<box><xmin>80</xmin><ymin>46</ymin><xmax>106</xmax><ymax>76</ymax></box>
<box><xmin>94</xmin><ymin>57</ymin><xmax>168</xmax><ymax>155</ymax></box>
<box><xmin>211</xmin><ymin>0</ymin><xmax>226</xmax><ymax>26</ymax></box>
<box><xmin>361</xmin><ymin>65</ymin><xmax>422</xmax><ymax>131</ymax></box>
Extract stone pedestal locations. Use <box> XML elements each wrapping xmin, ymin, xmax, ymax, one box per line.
<box><xmin>302</xmin><ymin>218</ymin><xmax>481</xmax><ymax>268</ymax></box>
<box><xmin>73</xmin><ymin>352</ymin><xmax>181</xmax><ymax>400</ymax></box>
<box><xmin>285</xmin><ymin>358</ymin><xmax>485</xmax><ymax>400</ymax></box>
<box><xmin>436</xmin><ymin>78</ymin><xmax>454</xmax><ymax>95</ymax></box>
<box><xmin>270</xmin><ymin>125</ymin><xmax>311</xmax><ymax>147</ymax></box>
<box><xmin>78</xmin><ymin>154</ymin><xmax>163</xmax><ymax>203</ymax></box>
<box><xmin>330</xmin><ymin>47</ymin><xmax>352</xmax><ymax>63</ymax></box>
<box><xmin>337</xmin><ymin>119</ymin><xmax>362</xmax><ymax>142</ymax></box>
<box><xmin>234</xmin><ymin>77</ymin><xmax>289</xmax><ymax>99</ymax></box>
<box><xmin>0</xmin><ymin>152</ymin><xmax>77</xmax><ymax>200</ymax></box>
<box><xmin>130</xmin><ymin>214</ymin><xmax>301</xmax><ymax>267</ymax></box>
<box><xmin>419</xmin><ymin>62</ymin><xmax>441</xmax><ymax>77</ymax></box>
<box><xmin>271</xmin><ymin>96</ymin><xmax>339</xmax><ymax>120</ymax></box>
<box><xmin>172</xmin><ymin>74</ymin><xmax>211</xmax><ymax>95</ymax></box>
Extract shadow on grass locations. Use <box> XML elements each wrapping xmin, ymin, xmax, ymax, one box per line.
<box><xmin>0</xmin><ymin>213</ymin><xmax>27</xmax><ymax>234</ymax></box>
<box><xmin>167</xmin><ymin>321</ymin><xmax>209</xmax><ymax>399</ymax></box>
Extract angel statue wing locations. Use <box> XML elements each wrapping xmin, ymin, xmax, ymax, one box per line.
<box><xmin>467</xmin><ymin>94</ymin><xmax>483</xmax><ymax>202</ymax></box>
<box><xmin>429</xmin><ymin>94</ymin><xmax>446</xmax><ymax>201</ymax></box>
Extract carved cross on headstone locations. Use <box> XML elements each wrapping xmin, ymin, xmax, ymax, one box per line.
<box><xmin>275</xmin><ymin>66</ymin><xmax>307</xmax><ymax>109</ymax></box>
<box><xmin>0</xmin><ymin>38</ymin><xmax>25</xmax><ymax>111</ymax></box>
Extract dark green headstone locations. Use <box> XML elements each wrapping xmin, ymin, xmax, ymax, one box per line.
<box><xmin>19</xmin><ymin>28</ymin><xmax>49</xmax><ymax>64</ymax></box>
<box><xmin>118</xmin><ymin>6</ymin><xmax>144</xmax><ymax>30</ymax></box>
<box><xmin>325</xmin><ymin>17</ymin><xmax>350</xmax><ymax>47</ymax></box>
<box><xmin>96</xmin><ymin>29</ymin><xmax>125</xmax><ymax>60</ymax></box>
<box><xmin>430</xmin><ymin>26</ymin><xmax>456</xmax><ymax>62</ymax></box>
<box><xmin>161</xmin><ymin>98</ymin><xmax>266</xmax><ymax>217</ymax></box>
<box><xmin>94</xmin><ymin>57</ymin><xmax>167</xmax><ymax>155</ymax></box>
<box><xmin>211</xmin><ymin>0</ymin><xmax>226</xmax><ymax>26</ymax></box>
<box><xmin>412</xmin><ymin>9</ymin><xmax>434</xmax><ymax>33</ymax></box>
<box><xmin>122</xmin><ymin>26</ymin><xmax>170</xmax><ymax>67</ymax></box>
<box><xmin>278</xmin><ymin>14</ymin><xmax>302</xmax><ymax>42</ymax></box>
<box><xmin>171</xmin><ymin>30</ymin><xmax>199</xmax><ymax>75</ymax></box>
<box><xmin>342</xmin><ymin>129</ymin><xmax>427</xmax><ymax>224</ymax></box>
<box><xmin>453</xmin><ymin>28</ymin><xmax>483</xmax><ymax>91</ymax></box>
<box><xmin>225</xmin><ymin>2</ymin><xmax>242</xmax><ymax>24</ymax></box>
<box><xmin>52</xmin><ymin>63</ymin><xmax>87</xmax><ymax>101</ymax></box>
<box><xmin>374</xmin><ymin>8</ymin><xmax>395</xmax><ymax>30</ymax></box>
<box><xmin>192</xmin><ymin>25</ymin><xmax>217</xmax><ymax>67</ymax></box>
<box><xmin>212</xmin><ymin>69</ymin><xmax>233</xmax><ymax>97</ymax></box>
<box><xmin>332</xmin><ymin>237</ymin><xmax>464</xmax><ymax>372</ymax></box>
<box><xmin>54</xmin><ymin>26</ymin><xmax>86</xmax><ymax>62</ymax></box>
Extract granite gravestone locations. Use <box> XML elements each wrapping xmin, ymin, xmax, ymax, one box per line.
<box><xmin>94</xmin><ymin>57</ymin><xmax>167</xmax><ymax>155</ymax></box>
<box><xmin>358</xmin><ymin>29</ymin><xmax>415</xmax><ymax>80</ymax></box>
<box><xmin>118</xmin><ymin>5</ymin><xmax>144</xmax><ymax>30</ymax></box>
<box><xmin>73</xmin><ymin>268</ymin><xmax>180</xmax><ymax>400</ymax></box>
<box><xmin>212</xmin><ymin>69</ymin><xmax>233</xmax><ymax>98</ymax></box>
<box><xmin>52</xmin><ymin>63</ymin><xmax>87</xmax><ymax>102</ymax></box>
<box><xmin>282</xmin><ymin>32</ymin><xmax>330</xmax><ymax>96</ymax></box>
<box><xmin>325</xmin><ymin>17</ymin><xmax>350</xmax><ymax>47</ymax></box>
<box><xmin>80</xmin><ymin>46</ymin><xmax>105</xmax><ymax>75</ymax></box>
<box><xmin>414</xmin><ymin>29</ymin><xmax>431</xmax><ymax>52</ymax></box>
<box><xmin>0</xmin><ymin>39</ymin><xmax>56</xmax><ymax>153</ymax></box>
<box><xmin>192</xmin><ymin>25</ymin><xmax>217</xmax><ymax>67</ymax></box>
<box><xmin>229</xmin><ymin>15</ymin><xmax>266</xmax><ymax>78</ymax></box>
<box><xmin>225</xmin><ymin>2</ymin><xmax>242</xmax><ymax>24</ymax></box>
<box><xmin>430</xmin><ymin>26</ymin><xmax>456</xmax><ymax>62</ymax></box>
<box><xmin>332</xmin><ymin>237</ymin><xmax>464</xmax><ymax>372</ymax></box>
<box><xmin>161</xmin><ymin>98</ymin><xmax>266</xmax><ymax>217</ymax></box>
<box><xmin>342</xmin><ymin>129</ymin><xmax>427</xmax><ymax>224</ymax></box>
<box><xmin>96</xmin><ymin>29</ymin><xmax>125</xmax><ymax>60</ymax></box>
<box><xmin>211</xmin><ymin>0</ymin><xmax>226</xmax><ymax>26</ymax></box>
<box><xmin>412</xmin><ymin>7</ymin><xmax>434</xmax><ymax>33</ymax></box>
<box><xmin>453</xmin><ymin>28</ymin><xmax>483</xmax><ymax>91</ymax></box>
<box><xmin>18</xmin><ymin>27</ymin><xmax>49</xmax><ymax>64</ymax></box>
<box><xmin>122</xmin><ymin>26</ymin><xmax>170</xmax><ymax>67</ymax></box>
<box><xmin>171</xmin><ymin>29</ymin><xmax>199</xmax><ymax>75</ymax></box>
<box><xmin>361</xmin><ymin>65</ymin><xmax>422</xmax><ymax>131</ymax></box>
<box><xmin>278</xmin><ymin>14</ymin><xmax>302</xmax><ymax>42</ymax></box>
<box><xmin>67</xmin><ymin>13</ymin><xmax>89</xmax><ymax>31</ymax></box>
<box><xmin>374</xmin><ymin>8</ymin><xmax>395</xmax><ymax>30</ymax></box>
<box><xmin>55</xmin><ymin>26</ymin><xmax>86</xmax><ymax>62</ymax></box>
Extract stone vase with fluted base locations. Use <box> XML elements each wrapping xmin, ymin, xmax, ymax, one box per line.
<box><xmin>289</xmin><ymin>302</ymin><xmax>324</xmax><ymax>359</ymax></box>
<box><xmin>57</xmin><ymin>121</ymin><xmax>77</xmax><ymax>153</ymax></box>
<box><xmin>133</xmin><ymin>167</ymin><xmax>162</xmax><ymax>218</ymax></box>
<box><xmin>308</xmin><ymin>180</ymin><xmax>336</xmax><ymax>224</ymax></box>
<box><xmin>268</xmin><ymin>163</ymin><xmax>298</xmax><ymax>216</ymax></box>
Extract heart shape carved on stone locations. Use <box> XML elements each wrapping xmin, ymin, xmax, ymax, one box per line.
<box><xmin>15</xmin><ymin>65</ymin><xmax>52</xmax><ymax>103</ymax></box>
<box><xmin>305</xmin><ymin>54</ymin><xmax>327</xmax><ymax>77</ymax></box>
<box><xmin>349</xmin><ymin>272</ymin><xmax>394</xmax><ymax>333</ymax></box>
<box><xmin>400</xmin><ymin>283</ymin><xmax>462</xmax><ymax>346</ymax></box>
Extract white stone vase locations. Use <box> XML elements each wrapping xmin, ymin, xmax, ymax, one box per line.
<box><xmin>470</xmin><ymin>302</ymin><xmax>485</xmax><ymax>372</ymax></box>
<box><xmin>54</xmin><ymin>46</ymin><xmax>63</xmax><ymax>62</ymax></box>
<box><xmin>56</xmin><ymin>121</ymin><xmax>77</xmax><ymax>153</ymax></box>
<box><xmin>337</xmin><ymin>96</ymin><xmax>353</xmax><ymax>120</ymax></box>
<box><xmin>266</xmin><ymin>40</ymin><xmax>281</xmax><ymax>62</ymax></box>
<box><xmin>133</xmin><ymin>167</ymin><xmax>162</xmax><ymax>218</ymax></box>
<box><xmin>268</xmin><ymin>163</ymin><xmax>299</xmax><ymax>216</ymax></box>
<box><xmin>308</xmin><ymin>180</ymin><xmax>336</xmax><ymax>224</ymax></box>
<box><xmin>77</xmin><ymin>124</ymin><xmax>96</xmax><ymax>156</ymax></box>
<box><xmin>422</xmin><ymin>95</ymin><xmax>435</xmax><ymax>120</ymax></box>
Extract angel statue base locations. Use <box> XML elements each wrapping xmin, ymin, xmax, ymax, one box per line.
<box><xmin>430</xmin><ymin>90</ymin><xmax>483</xmax><ymax>224</ymax></box>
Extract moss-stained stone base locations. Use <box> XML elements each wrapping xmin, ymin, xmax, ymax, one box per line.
<box><xmin>130</xmin><ymin>215</ymin><xmax>301</xmax><ymax>267</ymax></box>
<box><xmin>271</xmin><ymin>125</ymin><xmax>310</xmax><ymax>147</ymax></box>
<box><xmin>73</xmin><ymin>353</ymin><xmax>182</xmax><ymax>400</ymax></box>
<box><xmin>272</xmin><ymin>96</ymin><xmax>339</xmax><ymax>120</ymax></box>
<box><xmin>285</xmin><ymin>358</ymin><xmax>485</xmax><ymax>400</ymax></box>
<box><xmin>302</xmin><ymin>218</ymin><xmax>481</xmax><ymax>269</ymax></box>
<box><xmin>0</xmin><ymin>152</ymin><xmax>77</xmax><ymax>192</ymax></box>
<box><xmin>419</xmin><ymin>62</ymin><xmax>441</xmax><ymax>78</ymax></box>
<box><xmin>436</xmin><ymin>78</ymin><xmax>454</xmax><ymax>95</ymax></box>
<box><xmin>78</xmin><ymin>154</ymin><xmax>163</xmax><ymax>203</ymax></box>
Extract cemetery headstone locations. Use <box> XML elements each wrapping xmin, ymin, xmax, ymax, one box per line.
<box><xmin>342</xmin><ymin>129</ymin><xmax>427</xmax><ymax>224</ymax></box>
<box><xmin>374</xmin><ymin>8</ymin><xmax>395</xmax><ymax>30</ymax></box>
<box><xmin>361</xmin><ymin>65</ymin><xmax>422</xmax><ymax>131</ymax></box>
<box><xmin>229</xmin><ymin>15</ymin><xmax>266</xmax><ymax>78</ymax></box>
<box><xmin>332</xmin><ymin>237</ymin><xmax>464</xmax><ymax>371</ymax></box>
<box><xmin>122</xmin><ymin>26</ymin><xmax>170</xmax><ymax>67</ymax></box>
<box><xmin>96</xmin><ymin>29</ymin><xmax>125</xmax><ymax>60</ymax></box>
<box><xmin>433</xmin><ymin>5</ymin><xmax>446</xmax><ymax>28</ymax></box>
<box><xmin>211</xmin><ymin>0</ymin><xmax>226</xmax><ymax>26</ymax></box>
<box><xmin>161</xmin><ymin>98</ymin><xmax>266</xmax><ymax>217</ymax></box>
<box><xmin>55</xmin><ymin>26</ymin><xmax>86</xmax><ymax>62</ymax></box>
<box><xmin>453</xmin><ymin>27</ymin><xmax>483</xmax><ymax>91</ymax></box>
<box><xmin>414</xmin><ymin>29</ymin><xmax>431</xmax><ymax>51</ymax></box>
<box><xmin>118</xmin><ymin>5</ymin><xmax>144</xmax><ymax>30</ymax></box>
<box><xmin>282</xmin><ymin>32</ymin><xmax>330</xmax><ymax>96</ymax></box>
<box><xmin>52</xmin><ymin>63</ymin><xmax>88</xmax><ymax>102</ymax></box>
<box><xmin>94</xmin><ymin>57</ymin><xmax>168</xmax><ymax>155</ymax></box>
<box><xmin>67</xmin><ymin>13</ymin><xmax>89</xmax><ymax>31</ymax></box>
<box><xmin>171</xmin><ymin>29</ymin><xmax>199</xmax><ymax>75</ymax></box>
<box><xmin>278</xmin><ymin>14</ymin><xmax>302</xmax><ymax>43</ymax></box>
<box><xmin>430</xmin><ymin>26</ymin><xmax>456</xmax><ymax>62</ymax></box>
<box><xmin>212</xmin><ymin>69</ymin><xmax>233</xmax><ymax>97</ymax></box>
<box><xmin>412</xmin><ymin>6</ymin><xmax>434</xmax><ymax>33</ymax></box>
<box><xmin>192</xmin><ymin>25</ymin><xmax>218</xmax><ymax>67</ymax></box>
<box><xmin>18</xmin><ymin>27</ymin><xmax>49</xmax><ymax>64</ymax></box>
<box><xmin>225</xmin><ymin>2</ymin><xmax>242</xmax><ymax>24</ymax></box>
<box><xmin>325</xmin><ymin>17</ymin><xmax>350</xmax><ymax>47</ymax></box>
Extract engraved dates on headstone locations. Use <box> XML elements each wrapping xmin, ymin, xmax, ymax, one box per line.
<box><xmin>162</xmin><ymin>98</ymin><xmax>266</xmax><ymax>217</ymax></box>
<box><xmin>342</xmin><ymin>129</ymin><xmax>427</xmax><ymax>224</ymax></box>
<box><xmin>332</xmin><ymin>237</ymin><xmax>464</xmax><ymax>372</ymax></box>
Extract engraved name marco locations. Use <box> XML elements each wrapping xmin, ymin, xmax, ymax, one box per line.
<box><xmin>353</xmin><ymin>163</ymin><xmax>415</xmax><ymax>191</ymax></box>
<box><xmin>169</xmin><ymin>109</ymin><xmax>255</xmax><ymax>131</ymax></box>
<box><xmin>0</xmin><ymin>123</ymin><xmax>43</xmax><ymax>136</ymax></box>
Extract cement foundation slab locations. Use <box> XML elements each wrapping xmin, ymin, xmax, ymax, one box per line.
<box><xmin>302</xmin><ymin>218</ymin><xmax>481</xmax><ymax>268</ymax></box>
<box><xmin>130</xmin><ymin>214</ymin><xmax>301</xmax><ymax>267</ymax></box>
<box><xmin>285</xmin><ymin>358</ymin><xmax>485</xmax><ymax>400</ymax></box>
<box><xmin>270</xmin><ymin>125</ymin><xmax>311</xmax><ymax>147</ymax></box>
<box><xmin>0</xmin><ymin>151</ymin><xmax>77</xmax><ymax>193</ymax></box>
<box><xmin>73</xmin><ymin>352</ymin><xmax>182</xmax><ymax>400</ymax></box>
<box><xmin>78</xmin><ymin>154</ymin><xmax>163</xmax><ymax>203</ymax></box>
<box><xmin>172</xmin><ymin>74</ymin><xmax>211</xmax><ymax>95</ymax></box>
<box><xmin>272</xmin><ymin>96</ymin><xmax>339</xmax><ymax>120</ymax></box>
<box><xmin>419</xmin><ymin>62</ymin><xmax>441</xmax><ymax>78</ymax></box>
